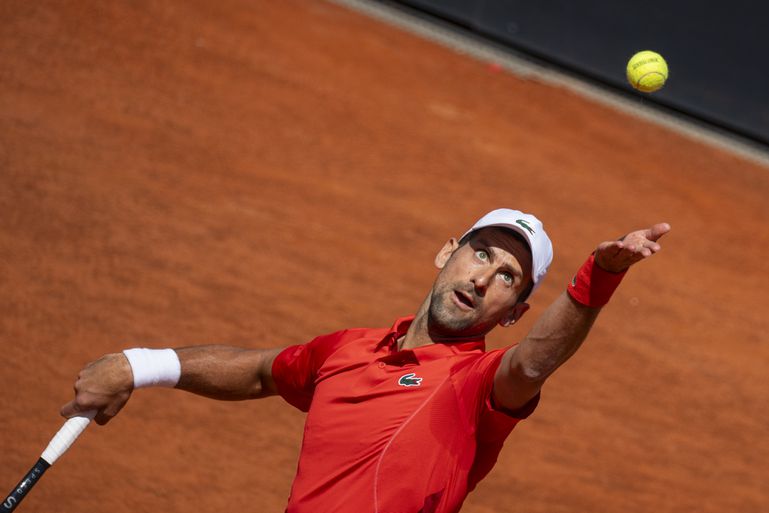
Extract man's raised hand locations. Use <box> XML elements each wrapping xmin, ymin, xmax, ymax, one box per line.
<box><xmin>594</xmin><ymin>223</ymin><xmax>671</xmax><ymax>273</ymax></box>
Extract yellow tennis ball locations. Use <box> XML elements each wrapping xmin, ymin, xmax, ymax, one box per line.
<box><xmin>626</xmin><ymin>50</ymin><xmax>668</xmax><ymax>93</ymax></box>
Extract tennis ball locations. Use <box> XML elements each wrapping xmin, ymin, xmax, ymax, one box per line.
<box><xmin>626</xmin><ymin>50</ymin><xmax>668</xmax><ymax>93</ymax></box>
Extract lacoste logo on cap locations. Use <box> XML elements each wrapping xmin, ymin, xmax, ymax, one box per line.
<box><xmin>515</xmin><ymin>219</ymin><xmax>535</xmax><ymax>235</ymax></box>
<box><xmin>398</xmin><ymin>372</ymin><xmax>423</xmax><ymax>387</ymax></box>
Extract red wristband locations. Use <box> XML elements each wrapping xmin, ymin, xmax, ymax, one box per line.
<box><xmin>567</xmin><ymin>254</ymin><xmax>626</xmax><ymax>307</ymax></box>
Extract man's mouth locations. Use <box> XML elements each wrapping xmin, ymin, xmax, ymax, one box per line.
<box><xmin>453</xmin><ymin>290</ymin><xmax>475</xmax><ymax>309</ymax></box>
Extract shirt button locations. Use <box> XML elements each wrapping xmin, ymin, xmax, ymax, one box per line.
<box><xmin>377</xmin><ymin>362</ymin><xmax>386</xmax><ymax>369</ymax></box>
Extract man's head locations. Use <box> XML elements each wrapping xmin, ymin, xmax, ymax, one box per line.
<box><xmin>426</xmin><ymin>209</ymin><xmax>553</xmax><ymax>340</ymax></box>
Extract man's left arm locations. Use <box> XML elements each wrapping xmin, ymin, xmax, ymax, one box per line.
<box><xmin>493</xmin><ymin>223</ymin><xmax>671</xmax><ymax>412</ymax></box>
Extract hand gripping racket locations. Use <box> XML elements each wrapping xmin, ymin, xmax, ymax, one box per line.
<box><xmin>2</xmin><ymin>411</ymin><xmax>96</xmax><ymax>511</ymax></box>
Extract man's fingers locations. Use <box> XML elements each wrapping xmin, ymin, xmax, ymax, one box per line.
<box><xmin>623</xmin><ymin>223</ymin><xmax>670</xmax><ymax>245</ymax></box>
<box><xmin>60</xmin><ymin>400</ymin><xmax>84</xmax><ymax>419</ymax></box>
<box><xmin>94</xmin><ymin>412</ymin><xmax>114</xmax><ymax>425</ymax></box>
<box><xmin>645</xmin><ymin>222</ymin><xmax>671</xmax><ymax>242</ymax></box>
<box><xmin>631</xmin><ymin>238</ymin><xmax>662</xmax><ymax>256</ymax></box>
<box><xmin>603</xmin><ymin>245</ymin><xmax>651</xmax><ymax>268</ymax></box>
<box><xmin>595</xmin><ymin>223</ymin><xmax>669</xmax><ymax>272</ymax></box>
<box><xmin>62</xmin><ymin>391</ymin><xmax>110</xmax><ymax>418</ymax></box>
<box><xmin>95</xmin><ymin>393</ymin><xmax>130</xmax><ymax>425</ymax></box>
<box><xmin>62</xmin><ymin>398</ymin><xmax>122</xmax><ymax>425</ymax></box>
<box><xmin>597</xmin><ymin>240</ymin><xmax>624</xmax><ymax>255</ymax></box>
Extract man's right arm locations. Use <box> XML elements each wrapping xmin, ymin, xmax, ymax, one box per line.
<box><xmin>60</xmin><ymin>346</ymin><xmax>284</xmax><ymax>425</ymax></box>
<box><xmin>493</xmin><ymin>223</ymin><xmax>671</xmax><ymax>412</ymax></box>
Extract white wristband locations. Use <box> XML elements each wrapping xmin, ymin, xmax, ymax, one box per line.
<box><xmin>122</xmin><ymin>348</ymin><xmax>181</xmax><ymax>389</ymax></box>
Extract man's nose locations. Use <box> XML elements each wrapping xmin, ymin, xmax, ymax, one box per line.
<box><xmin>471</xmin><ymin>270</ymin><xmax>494</xmax><ymax>296</ymax></box>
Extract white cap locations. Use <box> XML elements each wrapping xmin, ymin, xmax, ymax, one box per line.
<box><xmin>460</xmin><ymin>209</ymin><xmax>553</xmax><ymax>298</ymax></box>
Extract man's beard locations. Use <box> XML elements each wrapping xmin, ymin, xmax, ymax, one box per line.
<box><xmin>426</xmin><ymin>283</ymin><xmax>481</xmax><ymax>337</ymax></box>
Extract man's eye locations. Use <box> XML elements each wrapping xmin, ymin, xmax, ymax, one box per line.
<box><xmin>475</xmin><ymin>250</ymin><xmax>488</xmax><ymax>261</ymax></box>
<box><xmin>499</xmin><ymin>272</ymin><xmax>513</xmax><ymax>285</ymax></box>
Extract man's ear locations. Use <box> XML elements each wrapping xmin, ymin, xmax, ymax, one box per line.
<box><xmin>434</xmin><ymin>238</ymin><xmax>459</xmax><ymax>269</ymax></box>
<box><xmin>499</xmin><ymin>302</ymin><xmax>530</xmax><ymax>327</ymax></box>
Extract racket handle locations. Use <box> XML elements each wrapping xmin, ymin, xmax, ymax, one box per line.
<box><xmin>1</xmin><ymin>458</ymin><xmax>50</xmax><ymax>512</ymax></box>
<box><xmin>40</xmin><ymin>411</ymin><xmax>96</xmax><ymax>465</ymax></box>
<box><xmin>2</xmin><ymin>411</ymin><xmax>96</xmax><ymax>511</ymax></box>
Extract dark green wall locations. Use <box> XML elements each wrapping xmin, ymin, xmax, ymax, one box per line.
<box><xmin>390</xmin><ymin>0</ymin><xmax>769</xmax><ymax>145</ymax></box>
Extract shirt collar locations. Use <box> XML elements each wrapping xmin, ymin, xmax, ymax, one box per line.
<box><xmin>376</xmin><ymin>315</ymin><xmax>486</xmax><ymax>354</ymax></box>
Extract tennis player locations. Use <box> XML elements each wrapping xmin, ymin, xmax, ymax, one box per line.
<box><xmin>62</xmin><ymin>209</ymin><xmax>670</xmax><ymax>513</ymax></box>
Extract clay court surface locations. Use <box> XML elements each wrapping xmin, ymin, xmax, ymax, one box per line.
<box><xmin>2</xmin><ymin>1</ymin><xmax>768</xmax><ymax>511</ymax></box>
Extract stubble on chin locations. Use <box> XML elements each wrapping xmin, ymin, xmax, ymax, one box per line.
<box><xmin>427</xmin><ymin>286</ymin><xmax>476</xmax><ymax>336</ymax></box>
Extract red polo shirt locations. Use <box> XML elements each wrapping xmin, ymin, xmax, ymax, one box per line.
<box><xmin>272</xmin><ymin>316</ymin><xmax>539</xmax><ymax>513</ymax></box>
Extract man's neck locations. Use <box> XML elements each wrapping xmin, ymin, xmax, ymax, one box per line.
<box><xmin>398</xmin><ymin>296</ymin><xmax>433</xmax><ymax>350</ymax></box>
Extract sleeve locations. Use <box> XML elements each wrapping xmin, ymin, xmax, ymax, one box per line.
<box><xmin>467</xmin><ymin>349</ymin><xmax>540</xmax><ymax>491</ymax></box>
<box><xmin>271</xmin><ymin>330</ymin><xmax>348</xmax><ymax>412</ymax></box>
<box><xmin>475</xmin><ymin>349</ymin><xmax>540</xmax><ymax>439</ymax></box>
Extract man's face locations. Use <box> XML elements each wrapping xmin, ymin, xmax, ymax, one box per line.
<box><xmin>427</xmin><ymin>227</ymin><xmax>533</xmax><ymax>339</ymax></box>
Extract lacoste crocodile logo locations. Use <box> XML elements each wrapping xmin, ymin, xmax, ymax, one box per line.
<box><xmin>515</xmin><ymin>219</ymin><xmax>535</xmax><ymax>235</ymax></box>
<box><xmin>398</xmin><ymin>373</ymin><xmax>423</xmax><ymax>387</ymax></box>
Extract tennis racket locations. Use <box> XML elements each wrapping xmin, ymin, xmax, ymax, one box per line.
<box><xmin>2</xmin><ymin>411</ymin><xmax>96</xmax><ymax>511</ymax></box>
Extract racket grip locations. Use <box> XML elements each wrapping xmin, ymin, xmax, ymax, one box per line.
<box><xmin>1</xmin><ymin>458</ymin><xmax>50</xmax><ymax>512</ymax></box>
<box><xmin>40</xmin><ymin>411</ymin><xmax>96</xmax><ymax>465</ymax></box>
